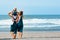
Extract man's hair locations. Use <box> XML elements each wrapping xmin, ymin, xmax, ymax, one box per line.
<box><xmin>12</xmin><ymin>8</ymin><xmax>17</xmax><ymax>16</ymax></box>
<box><xmin>13</xmin><ymin>8</ymin><xmax>17</xmax><ymax>11</ymax></box>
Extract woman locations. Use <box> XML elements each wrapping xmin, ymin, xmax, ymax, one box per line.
<box><xmin>17</xmin><ymin>11</ymin><xmax>23</xmax><ymax>38</ymax></box>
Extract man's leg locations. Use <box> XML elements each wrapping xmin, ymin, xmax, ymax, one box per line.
<box><xmin>10</xmin><ymin>32</ymin><xmax>16</xmax><ymax>39</ymax></box>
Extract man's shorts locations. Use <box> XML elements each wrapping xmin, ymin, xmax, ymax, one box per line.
<box><xmin>10</xmin><ymin>23</ymin><xmax>18</xmax><ymax>34</ymax></box>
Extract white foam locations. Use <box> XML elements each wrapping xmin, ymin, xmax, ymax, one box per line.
<box><xmin>23</xmin><ymin>19</ymin><xmax>60</xmax><ymax>24</ymax></box>
<box><xmin>0</xmin><ymin>19</ymin><xmax>13</xmax><ymax>25</ymax></box>
<box><xmin>0</xmin><ymin>19</ymin><xmax>60</xmax><ymax>28</ymax></box>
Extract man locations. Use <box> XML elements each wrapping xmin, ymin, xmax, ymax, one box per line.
<box><xmin>8</xmin><ymin>8</ymin><xmax>19</xmax><ymax>39</ymax></box>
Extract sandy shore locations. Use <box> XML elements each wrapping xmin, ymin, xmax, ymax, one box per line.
<box><xmin>0</xmin><ymin>31</ymin><xmax>60</xmax><ymax>40</ymax></box>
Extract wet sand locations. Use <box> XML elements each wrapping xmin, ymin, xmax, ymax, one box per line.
<box><xmin>0</xmin><ymin>31</ymin><xmax>60</xmax><ymax>40</ymax></box>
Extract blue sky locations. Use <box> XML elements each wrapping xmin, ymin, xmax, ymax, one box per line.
<box><xmin>0</xmin><ymin>0</ymin><xmax>60</xmax><ymax>15</ymax></box>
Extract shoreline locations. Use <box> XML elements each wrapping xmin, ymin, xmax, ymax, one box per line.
<box><xmin>0</xmin><ymin>31</ymin><xmax>60</xmax><ymax>40</ymax></box>
<box><xmin>0</xmin><ymin>27</ymin><xmax>60</xmax><ymax>32</ymax></box>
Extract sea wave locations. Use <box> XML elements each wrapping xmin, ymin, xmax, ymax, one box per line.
<box><xmin>0</xmin><ymin>19</ymin><xmax>60</xmax><ymax>28</ymax></box>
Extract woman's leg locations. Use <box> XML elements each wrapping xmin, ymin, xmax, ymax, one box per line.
<box><xmin>17</xmin><ymin>32</ymin><xmax>23</xmax><ymax>38</ymax></box>
<box><xmin>17</xmin><ymin>24</ymin><xmax>23</xmax><ymax>38</ymax></box>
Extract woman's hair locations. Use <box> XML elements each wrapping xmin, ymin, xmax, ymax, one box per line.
<box><xmin>20</xmin><ymin>11</ymin><xmax>23</xmax><ymax>16</ymax></box>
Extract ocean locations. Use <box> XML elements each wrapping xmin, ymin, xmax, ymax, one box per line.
<box><xmin>0</xmin><ymin>15</ymin><xmax>60</xmax><ymax>32</ymax></box>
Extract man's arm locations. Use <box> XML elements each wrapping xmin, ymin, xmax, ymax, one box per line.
<box><xmin>8</xmin><ymin>12</ymin><xmax>13</xmax><ymax>18</ymax></box>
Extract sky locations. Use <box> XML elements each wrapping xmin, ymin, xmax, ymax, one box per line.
<box><xmin>0</xmin><ymin>0</ymin><xmax>60</xmax><ymax>15</ymax></box>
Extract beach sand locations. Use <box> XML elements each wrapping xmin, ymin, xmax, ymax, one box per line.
<box><xmin>0</xmin><ymin>31</ymin><xmax>60</xmax><ymax>40</ymax></box>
